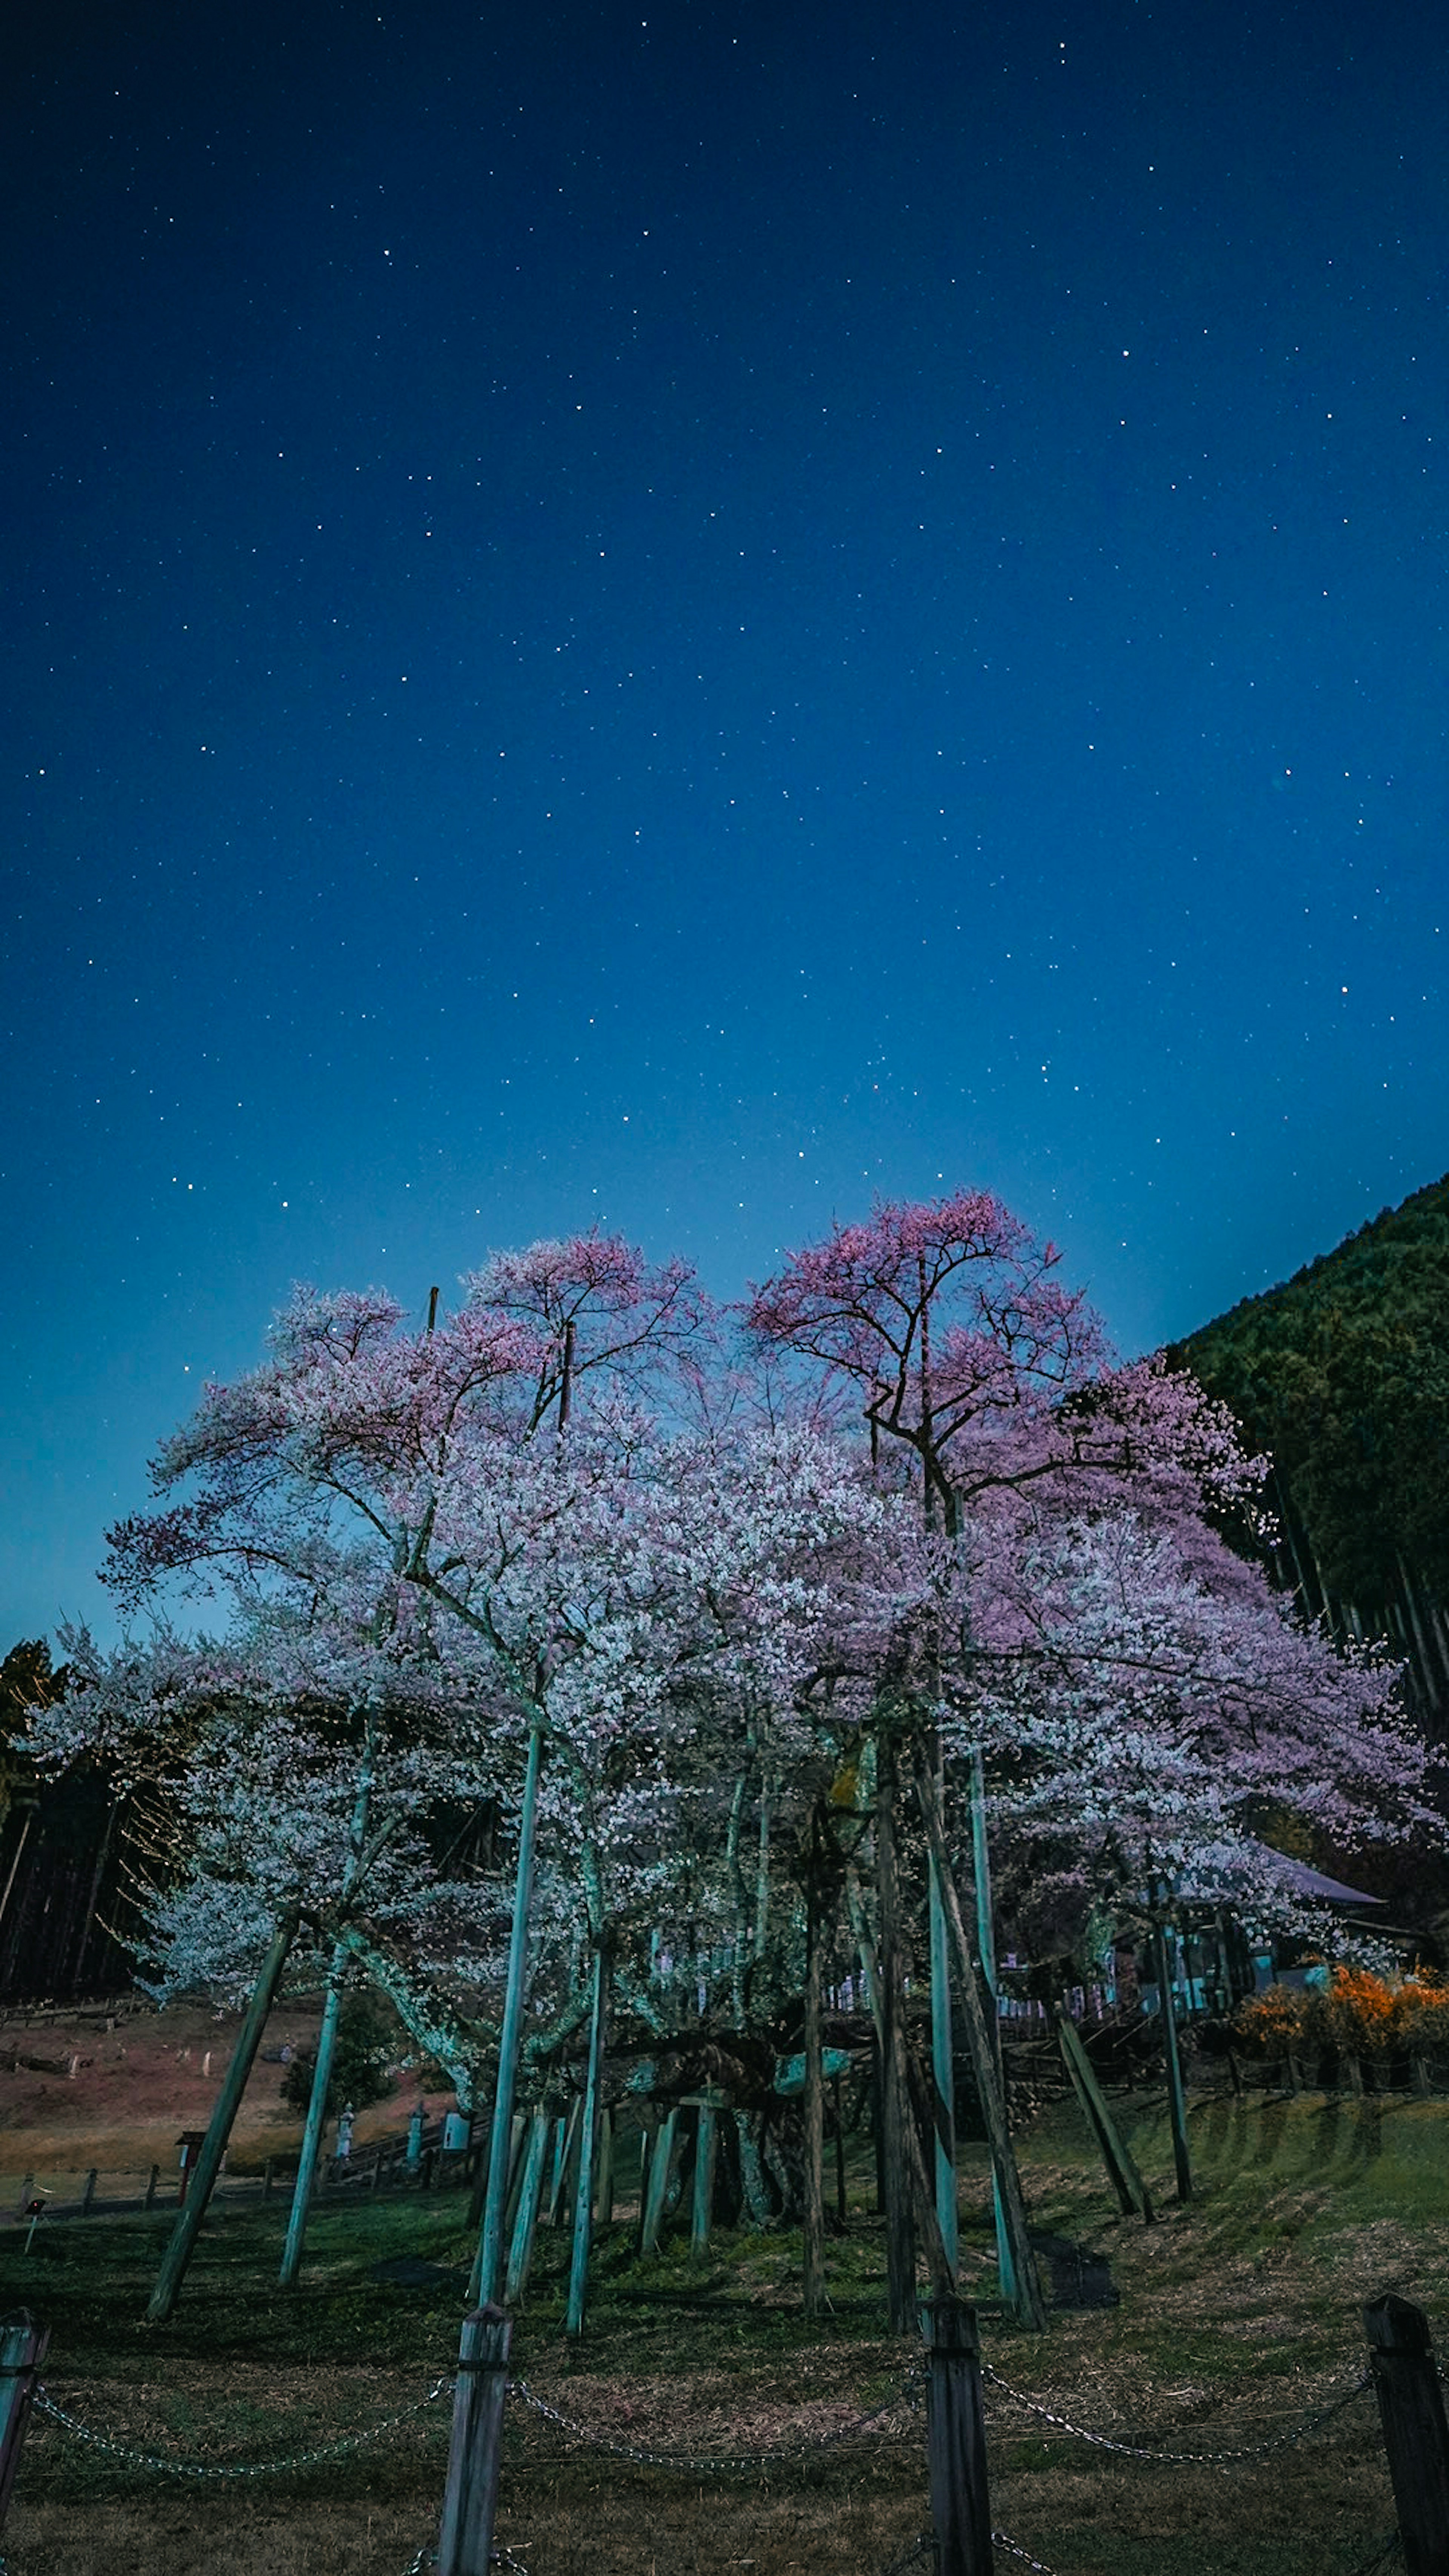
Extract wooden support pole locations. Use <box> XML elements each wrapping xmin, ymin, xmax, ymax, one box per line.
<box><xmin>0</xmin><ymin>2315</ymin><xmax>49</xmax><ymax>2538</ymax></box>
<box><xmin>1151</xmin><ymin>1919</ymin><xmax>1193</xmax><ymax>2204</ymax></box>
<box><xmin>691</xmin><ymin>2104</ymin><xmax>718</xmax><ymax>2259</ymax></box>
<box><xmin>928</xmin><ymin>1836</ymin><xmax>959</xmax><ymax>2278</ymax></box>
<box><xmin>969</xmin><ymin>1746</ymin><xmax>1014</xmax><ymax>2311</ymax></box>
<box><xmin>544</xmin><ymin>2113</ymin><xmax>568</xmax><ymax>2227</ymax></box>
<box><xmin>594</xmin><ymin>2107</ymin><xmax>614</xmax><ymax>2228</ymax></box>
<box><xmin>566</xmin><ymin>1945</ymin><xmax>608</xmax><ymax>2337</ymax></box>
<box><xmin>914</xmin><ymin>1759</ymin><xmax>1046</xmax><ymax>2330</ymax></box>
<box><xmin>1054</xmin><ymin>2012</ymin><xmax>1154</xmax><ymax>2222</ymax></box>
<box><xmin>147</xmin><ymin>1912</ymin><xmax>298</xmax><ymax>2323</ymax></box>
<box><xmin>436</xmin><ymin>2305</ymin><xmax>511</xmax><ymax>2576</ymax></box>
<box><xmin>924</xmin><ymin>2295</ymin><xmax>992</xmax><ymax>2576</ymax></box>
<box><xmin>472</xmin><ymin>1719</ymin><xmax>544</xmax><ymax>2307</ymax></box>
<box><xmin>280</xmin><ymin>1952</ymin><xmax>345</xmax><ymax>2289</ymax></box>
<box><xmin>640</xmin><ymin>2107</ymin><xmax>678</xmax><ymax>2255</ymax></box>
<box><xmin>501</xmin><ymin>2114</ymin><xmax>527</xmax><ymax>2237</ymax></box>
<box><xmin>505</xmin><ymin>2113</ymin><xmax>549</xmax><ymax>2305</ymax></box>
<box><xmin>1364</xmin><ymin>2292</ymin><xmax>1449</xmax><ymax>2576</ymax></box>
<box><xmin>145</xmin><ymin>2163</ymin><xmax>159</xmax><ymax>2212</ymax></box>
<box><xmin>877</xmin><ymin>1737</ymin><xmax>918</xmax><ymax>2333</ymax></box>
<box><xmin>80</xmin><ymin>2168</ymin><xmax>98</xmax><ymax>2217</ymax></box>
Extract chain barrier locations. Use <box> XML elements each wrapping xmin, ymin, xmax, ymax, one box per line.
<box><xmin>507</xmin><ymin>2369</ymin><xmax>924</xmax><ymax>2476</ymax></box>
<box><xmin>982</xmin><ymin>2360</ymin><xmax>1372</xmax><ymax>2465</ymax></box>
<box><xmin>993</xmin><ymin>2532</ymin><xmax>1058</xmax><ymax>2574</ymax></box>
<box><xmin>32</xmin><ymin>2374</ymin><xmax>454</xmax><ymax>2482</ymax></box>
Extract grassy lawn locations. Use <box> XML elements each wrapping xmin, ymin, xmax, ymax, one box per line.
<box><xmin>0</xmin><ymin>2081</ymin><xmax>1443</xmax><ymax>2574</ymax></box>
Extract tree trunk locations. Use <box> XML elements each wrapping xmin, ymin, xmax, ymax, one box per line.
<box><xmin>876</xmin><ymin>1735</ymin><xmax>918</xmax><ymax>2332</ymax></box>
<box><xmin>803</xmin><ymin>1876</ymin><xmax>826</xmax><ymax>2318</ymax></box>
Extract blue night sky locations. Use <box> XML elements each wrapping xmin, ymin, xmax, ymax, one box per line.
<box><xmin>3</xmin><ymin>0</ymin><xmax>1445</xmax><ymax>1649</ymax></box>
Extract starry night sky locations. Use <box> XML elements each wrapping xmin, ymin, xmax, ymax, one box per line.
<box><xmin>4</xmin><ymin>0</ymin><xmax>1446</xmax><ymax>1647</ymax></box>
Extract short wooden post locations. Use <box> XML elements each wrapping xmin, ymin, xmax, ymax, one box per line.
<box><xmin>80</xmin><ymin>2168</ymin><xmax>98</xmax><ymax>2217</ymax></box>
<box><xmin>263</xmin><ymin>2157</ymin><xmax>275</xmax><ymax>2200</ymax></box>
<box><xmin>924</xmin><ymin>2295</ymin><xmax>992</xmax><ymax>2576</ymax></box>
<box><xmin>145</xmin><ymin>2163</ymin><xmax>159</xmax><ymax>2211</ymax></box>
<box><xmin>1364</xmin><ymin>2292</ymin><xmax>1449</xmax><ymax>2575</ymax></box>
<box><xmin>1414</xmin><ymin>2056</ymin><xmax>1433</xmax><ymax>2099</ymax></box>
<box><xmin>0</xmin><ymin>2315</ymin><xmax>50</xmax><ymax>2535</ymax></box>
<box><xmin>13</xmin><ymin>2177</ymin><xmax>31</xmax><ymax>2220</ymax></box>
<box><xmin>436</xmin><ymin>2304</ymin><xmax>511</xmax><ymax>2576</ymax></box>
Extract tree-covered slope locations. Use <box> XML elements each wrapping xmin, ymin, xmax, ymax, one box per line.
<box><xmin>1169</xmin><ymin>1172</ymin><xmax>1449</xmax><ymax>1721</ymax></box>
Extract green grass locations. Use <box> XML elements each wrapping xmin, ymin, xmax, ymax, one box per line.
<box><xmin>3</xmin><ymin>2085</ymin><xmax>1445</xmax><ymax>2573</ymax></box>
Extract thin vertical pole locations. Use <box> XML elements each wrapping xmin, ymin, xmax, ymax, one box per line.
<box><xmin>505</xmin><ymin>2113</ymin><xmax>549</xmax><ymax>2305</ymax></box>
<box><xmin>566</xmin><ymin>1945</ymin><xmax>608</xmax><ymax>2336</ymax></box>
<box><xmin>280</xmin><ymin>1711</ymin><xmax>378</xmax><ymax>2287</ymax></box>
<box><xmin>877</xmin><ymin>1734</ymin><xmax>917</xmax><ymax>2333</ymax></box>
<box><xmin>1152</xmin><ymin>1917</ymin><xmax>1193</xmax><ymax>2203</ymax></box>
<box><xmin>692</xmin><ymin>2102</ymin><xmax>718</xmax><ymax>2256</ymax></box>
<box><xmin>472</xmin><ymin>1721</ymin><xmax>544</xmax><ymax>2306</ymax></box>
<box><xmin>969</xmin><ymin>1747</ymin><xmax>1014</xmax><ymax>2308</ymax></box>
<box><xmin>594</xmin><ymin>2107</ymin><xmax>614</xmax><ymax>2227</ymax></box>
<box><xmin>929</xmin><ymin>1823</ymin><xmax>958</xmax><ymax>2274</ymax></box>
<box><xmin>803</xmin><ymin>1865</ymin><xmax>826</xmax><ymax>2316</ymax></box>
<box><xmin>279</xmin><ymin>1951</ymin><xmax>345</xmax><ymax>2286</ymax></box>
<box><xmin>147</xmin><ymin>1914</ymin><xmax>298</xmax><ymax>2322</ymax></box>
<box><xmin>640</xmin><ymin>2107</ymin><xmax>678</xmax><ymax>2253</ymax></box>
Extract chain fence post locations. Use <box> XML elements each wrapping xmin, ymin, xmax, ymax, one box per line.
<box><xmin>0</xmin><ymin>2313</ymin><xmax>49</xmax><ymax>2539</ymax></box>
<box><xmin>1364</xmin><ymin>2291</ymin><xmax>1449</xmax><ymax>2574</ymax></box>
<box><xmin>925</xmin><ymin>2293</ymin><xmax>991</xmax><ymax>2576</ymax></box>
<box><xmin>437</xmin><ymin>2304</ymin><xmax>511</xmax><ymax>2576</ymax></box>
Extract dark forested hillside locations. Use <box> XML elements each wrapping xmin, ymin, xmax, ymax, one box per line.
<box><xmin>0</xmin><ymin>1641</ymin><xmax>140</xmax><ymax>2000</ymax></box>
<box><xmin>1171</xmin><ymin>1172</ymin><xmax>1449</xmax><ymax>1732</ymax></box>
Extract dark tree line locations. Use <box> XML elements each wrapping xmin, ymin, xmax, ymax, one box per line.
<box><xmin>1171</xmin><ymin>1170</ymin><xmax>1449</xmax><ymax>1733</ymax></box>
<box><xmin>0</xmin><ymin>1641</ymin><xmax>139</xmax><ymax>2000</ymax></box>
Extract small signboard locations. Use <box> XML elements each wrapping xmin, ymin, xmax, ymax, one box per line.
<box><xmin>772</xmin><ymin>2047</ymin><xmax>852</xmax><ymax>2096</ymax></box>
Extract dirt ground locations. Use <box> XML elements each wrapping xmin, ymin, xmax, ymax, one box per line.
<box><xmin>0</xmin><ymin>1996</ymin><xmax>455</xmax><ymax>2195</ymax></box>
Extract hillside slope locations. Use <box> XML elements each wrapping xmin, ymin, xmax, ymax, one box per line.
<box><xmin>1170</xmin><ymin>1171</ymin><xmax>1449</xmax><ymax>1729</ymax></box>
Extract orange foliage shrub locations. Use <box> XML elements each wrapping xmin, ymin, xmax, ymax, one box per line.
<box><xmin>1231</xmin><ymin>1984</ymin><xmax>1311</xmax><ymax>2057</ymax></box>
<box><xmin>1233</xmin><ymin>1966</ymin><xmax>1447</xmax><ymax>2061</ymax></box>
<box><xmin>1397</xmin><ymin>1969</ymin><xmax>1449</xmax><ymax>2058</ymax></box>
